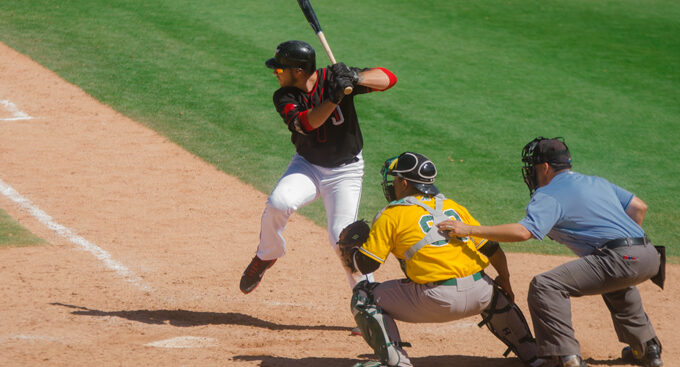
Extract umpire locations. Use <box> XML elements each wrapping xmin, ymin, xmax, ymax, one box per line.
<box><xmin>438</xmin><ymin>137</ymin><xmax>664</xmax><ymax>367</ymax></box>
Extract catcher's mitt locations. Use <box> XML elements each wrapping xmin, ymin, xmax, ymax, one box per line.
<box><xmin>337</xmin><ymin>219</ymin><xmax>370</xmax><ymax>273</ymax></box>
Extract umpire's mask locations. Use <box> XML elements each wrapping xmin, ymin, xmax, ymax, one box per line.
<box><xmin>521</xmin><ymin>137</ymin><xmax>571</xmax><ymax>196</ymax></box>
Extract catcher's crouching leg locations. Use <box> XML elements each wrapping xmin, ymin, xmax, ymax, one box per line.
<box><xmin>479</xmin><ymin>284</ymin><xmax>540</xmax><ymax>367</ymax></box>
<box><xmin>351</xmin><ymin>280</ymin><xmax>409</xmax><ymax>367</ymax></box>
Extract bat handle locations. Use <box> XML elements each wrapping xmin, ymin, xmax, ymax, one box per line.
<box><xmin>316</xmin><ymin>31</ymin><xmax>352</xmax><ymax>95</ymax></box>
<box><xmin>317</xmin><ymin>31</ymin><xmax>337</xmax><ymax>63</ymax></box>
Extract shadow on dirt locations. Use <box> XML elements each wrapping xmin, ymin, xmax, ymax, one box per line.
<box><xmin>583</xmin><ymin>357</ymin><xmax>631</xmax><ymax>366</ymax></box>
<box><xmin>50</xmin><ymin>302</ymin><xmax>351</xmax><ymax>332</ymax></box>
<box><xmin>233</xmin><ymin>354</ymin><xmax>524</xmax><ymax>367</ymax></box>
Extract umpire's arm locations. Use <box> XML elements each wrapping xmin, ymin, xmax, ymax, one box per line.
<box><xmin>626</xmin><ymin>196</ymin><xmax>647</xmax><ymax>225</ymax></box>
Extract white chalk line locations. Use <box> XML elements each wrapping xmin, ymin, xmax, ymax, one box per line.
<box><xmin>0</xmin><ymin>178</ymin><xmax>152</xmax><ymax>292</ymax></box>
<box><xmin>0</xmin><ymin>334</ymin><xmax>63</xmax><ymax>343</ymax></box>
<box><xmin>145</xmin><ymin>336</ymin><xmax>218</xmax><ymax>349</ymax></box>
<box><xmin>0</xmin><ymin>99</ymin><xmax>34</xmax><ymax>121</ymax></box>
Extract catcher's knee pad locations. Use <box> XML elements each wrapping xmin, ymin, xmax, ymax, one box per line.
<box><xmin>351</xmin><ymin>280</ymin><xmax>402</xmax><ymax>367</ymax></box>
<box><xmin>479</xmin><ymin>285</ymin><xmax>538</xmax><ymax>366</ymax></box>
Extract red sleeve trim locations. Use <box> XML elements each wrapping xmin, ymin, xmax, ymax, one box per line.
<box><xmin>298</xmin><ymin>110</ymin><xmax>313</xmax><ymax>132</ymax></box>
<box><xmin>374</xmin><ymin>67</ymin><xmax>397</xmax><ymax>91</ymax></box>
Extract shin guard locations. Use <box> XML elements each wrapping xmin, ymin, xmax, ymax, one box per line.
<box><xmin>479</xmin><ymin>285</ymin><xmax>539</xmax><ymax>366</ymax></box>
<box><xmin>351</xmin><ymin>281</ymin><xmax>402</xmax><ymax>366</ymax></box>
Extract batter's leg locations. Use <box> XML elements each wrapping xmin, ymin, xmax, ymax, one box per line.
<box><xmin>319</xmin><ymin>156</ymin><xmax>373</xmax><ymax>288</ymax></box>
<box><xmin>256</xmin><ymin>157</ymin><xmax>319</xmax><ymax>260</ymax></box>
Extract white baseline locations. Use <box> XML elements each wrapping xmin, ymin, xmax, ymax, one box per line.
<box><xmin>0</xmin><ymin>99</ymin><xmax>34</xmax><ymax>121</ymax></box>
<box><xmin>0</xmin><ymin>178</ymin><xmax>151</xmax><ymax>292</ymax></box>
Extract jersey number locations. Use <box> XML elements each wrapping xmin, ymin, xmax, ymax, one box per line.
<box><xmin>418</xmin><ymin>209</ymin><xmax>469</xmax><ymax>246</ymax></box>
<box><xmin>331</xmin><ymin>106</ymin><xmax>345</xmax><ymax>126</ymax></box>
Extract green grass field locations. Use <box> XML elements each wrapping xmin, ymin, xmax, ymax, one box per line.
<box><xmin>0</xmin><ymin>0</ymin><xmax>678</xmax><ymax>259</ymax></box>
<box><xmin>0</xmin><ymin>209</ymin><xmax>45</xmax><ymax>247</ymax></box>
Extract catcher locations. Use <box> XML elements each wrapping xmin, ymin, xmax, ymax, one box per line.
<box><xmin>338</xmin><ymin>152</ymin><xmax>541</xmax><ymax>367</ymax></box>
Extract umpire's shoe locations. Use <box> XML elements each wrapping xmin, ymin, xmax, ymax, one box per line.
<box><xmin>622</xmin><ymin>338</ymin><xmax>663</xmax><ymax>367</ymax></box>
<box><xmin>239</xmin><ymin>256</ymin><xmax>277</xmax><ymax>294</ymax></box>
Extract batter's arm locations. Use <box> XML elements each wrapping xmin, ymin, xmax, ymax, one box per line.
<box><xmin>355</xmin><ymin>67</ymin><xmax>397</xmax><ymax>91</ymax></box>
<box><xmin>303</xmin><ymin>100</ymin><xmax>341</xmax><ymax>130</ymax></box>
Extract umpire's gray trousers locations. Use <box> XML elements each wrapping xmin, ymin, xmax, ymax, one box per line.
<box><xmin>528</xmin><ymin>242</ymin><xmax>660</xmax><ymax>357</ymax></box>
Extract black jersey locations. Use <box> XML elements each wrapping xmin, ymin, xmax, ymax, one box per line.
<box><xmin>273</xmin><ymin>67</ymin><xmax>373</xmax><ymax>168</ymax></box>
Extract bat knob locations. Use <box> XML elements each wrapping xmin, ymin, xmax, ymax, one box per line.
<box><xmin>343</xmin><ymin>86</ymin><xmax>353</xmax><ymax>95</ymax></box>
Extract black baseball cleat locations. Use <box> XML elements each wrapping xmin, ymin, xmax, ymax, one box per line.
<box><xmin>621</xmin><ymin>338</ymin><xmax>663</xmax><ymax>367</ymax></box>
<box><xmin>239</xmin><ymin>256</ymin><xmax>277</xmax><ymax>294</ymax></box>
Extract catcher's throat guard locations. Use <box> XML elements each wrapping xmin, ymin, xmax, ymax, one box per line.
<box><xmin>351</xmin><ymin>281</ymin><xmax>404</xmax><ymax>366</ymax></box>
<box><xmin>479</xmin><ymin>284</ymin><xmax>539</xmax><ymax>366</ymax></box>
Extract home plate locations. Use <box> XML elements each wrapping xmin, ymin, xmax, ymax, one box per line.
<box><xmin>145</xmin><ymin>336</ymin><xmax>218</xmax><ymax>348</ymax></box>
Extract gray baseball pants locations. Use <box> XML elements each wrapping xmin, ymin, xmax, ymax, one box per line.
<box><xmin>528</xmin><ymin>242</ymin><xmax>661</xmax><ymax>357</ymax></box>
<box><xmin>371</xmin><ymin>273</ymin><xmax>495</xmax><ymax>366</ymax></box>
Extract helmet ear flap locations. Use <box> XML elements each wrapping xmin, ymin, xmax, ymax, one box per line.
<box><xmin>274</xmin><ymin>40</ymin><xmax>316</xmax><ymax>73</ymax></box>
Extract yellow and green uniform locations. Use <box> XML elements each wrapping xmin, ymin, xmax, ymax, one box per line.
<box><xmin>359</xmin><ymin>194</ymin><xmax>490</xmax><ymax>284</ymax></box>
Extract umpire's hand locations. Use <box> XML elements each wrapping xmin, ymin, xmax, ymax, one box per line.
<box><xmin>437</xmin><ymin>220</ymin><xmax>473</xmax><ymax>237</ymax></box>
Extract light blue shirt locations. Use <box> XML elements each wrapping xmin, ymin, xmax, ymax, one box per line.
<box><xmin>519</xmin><ymin>170</ymin><xmax>644</xmax><ymax>257</ymax></box>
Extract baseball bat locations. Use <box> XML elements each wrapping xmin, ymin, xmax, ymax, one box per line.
<box><xmin>296</xmin><ymin>0</ymin><xmax>353</xmax><ymax>95</ymax></box>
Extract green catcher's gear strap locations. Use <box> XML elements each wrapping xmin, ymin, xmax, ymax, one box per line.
<box><xmin>478</xmin><ymin>283</ymin><xmax>539</xmax><ymax>366</ymax></box>
<box><xmin>351</xmin><ymin>281</ymin><xmax>409</xmax><ymax>366</ymax></box>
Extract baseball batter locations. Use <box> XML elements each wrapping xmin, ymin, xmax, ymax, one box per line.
<box><xmin>438</xmin><ymin>137</ymin><xmax>665</xmax><ymax>367</ymax></box>
<box><xmin>340</xmin><ymin>152</ymin><xmax>539</xmax><ymax>367</ymax></box>
<box><xmin>239</xmin><ymin>40</ymin><xmax>397</xmax><ymax>295</ymax></box>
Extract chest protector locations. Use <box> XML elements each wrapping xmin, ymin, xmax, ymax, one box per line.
<box><xmin>387</xmin><ymin>194</ymin><xmax>458</xmax><ymax>260</ymax></box>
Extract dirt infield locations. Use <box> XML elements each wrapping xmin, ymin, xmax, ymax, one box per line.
<box><xmin>0</xmin><ymin>42</ymin><xmax>676</xmax><ymax>366</ymax></box>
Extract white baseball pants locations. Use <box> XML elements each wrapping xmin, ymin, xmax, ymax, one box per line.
<box><xmin>256</xmin><ymin>152</ymin><xmax>373</xmax><ymax>288</ymax></box>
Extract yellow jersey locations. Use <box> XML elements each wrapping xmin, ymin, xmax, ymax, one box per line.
<box><xmin>359</xmin><ymin>194</ymin><xmax>490</xmax><ymax>284</ymax></box>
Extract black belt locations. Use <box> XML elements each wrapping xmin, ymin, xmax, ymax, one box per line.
<box><xmin>601</xmin><ymin>237</ymin><xmax>646</xmax><ymax>249</ymax></box>
<box><xmin>339</xmin><ymin>156</ymin><xmax>359</xmax><ymax>166</ymax></box>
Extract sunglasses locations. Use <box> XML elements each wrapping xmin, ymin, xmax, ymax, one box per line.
<box><xmin>273</xmin><ymin>67</ymin><xmax>303</xmax><ymax>75</ymax></box>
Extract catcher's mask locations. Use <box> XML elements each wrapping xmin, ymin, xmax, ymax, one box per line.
<box><xmin>521</xmin><ymin>137</ymin><xmax>571</xmax><ymax>196</ymax></box>
<box><xmin>381</xmin><ymin>152</ymin><xmax>439</xmax><ymax>202</ymax></box>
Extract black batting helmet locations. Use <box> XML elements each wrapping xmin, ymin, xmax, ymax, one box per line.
<box><xmin>381</xmin><ymin>152</ymin><xmax>439</xmax><ymax>202</ymax></box>
<box><xmin>265</xmin><ymin>40</ymin><xmax>316</xmax><ymax>74</ymax></box>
